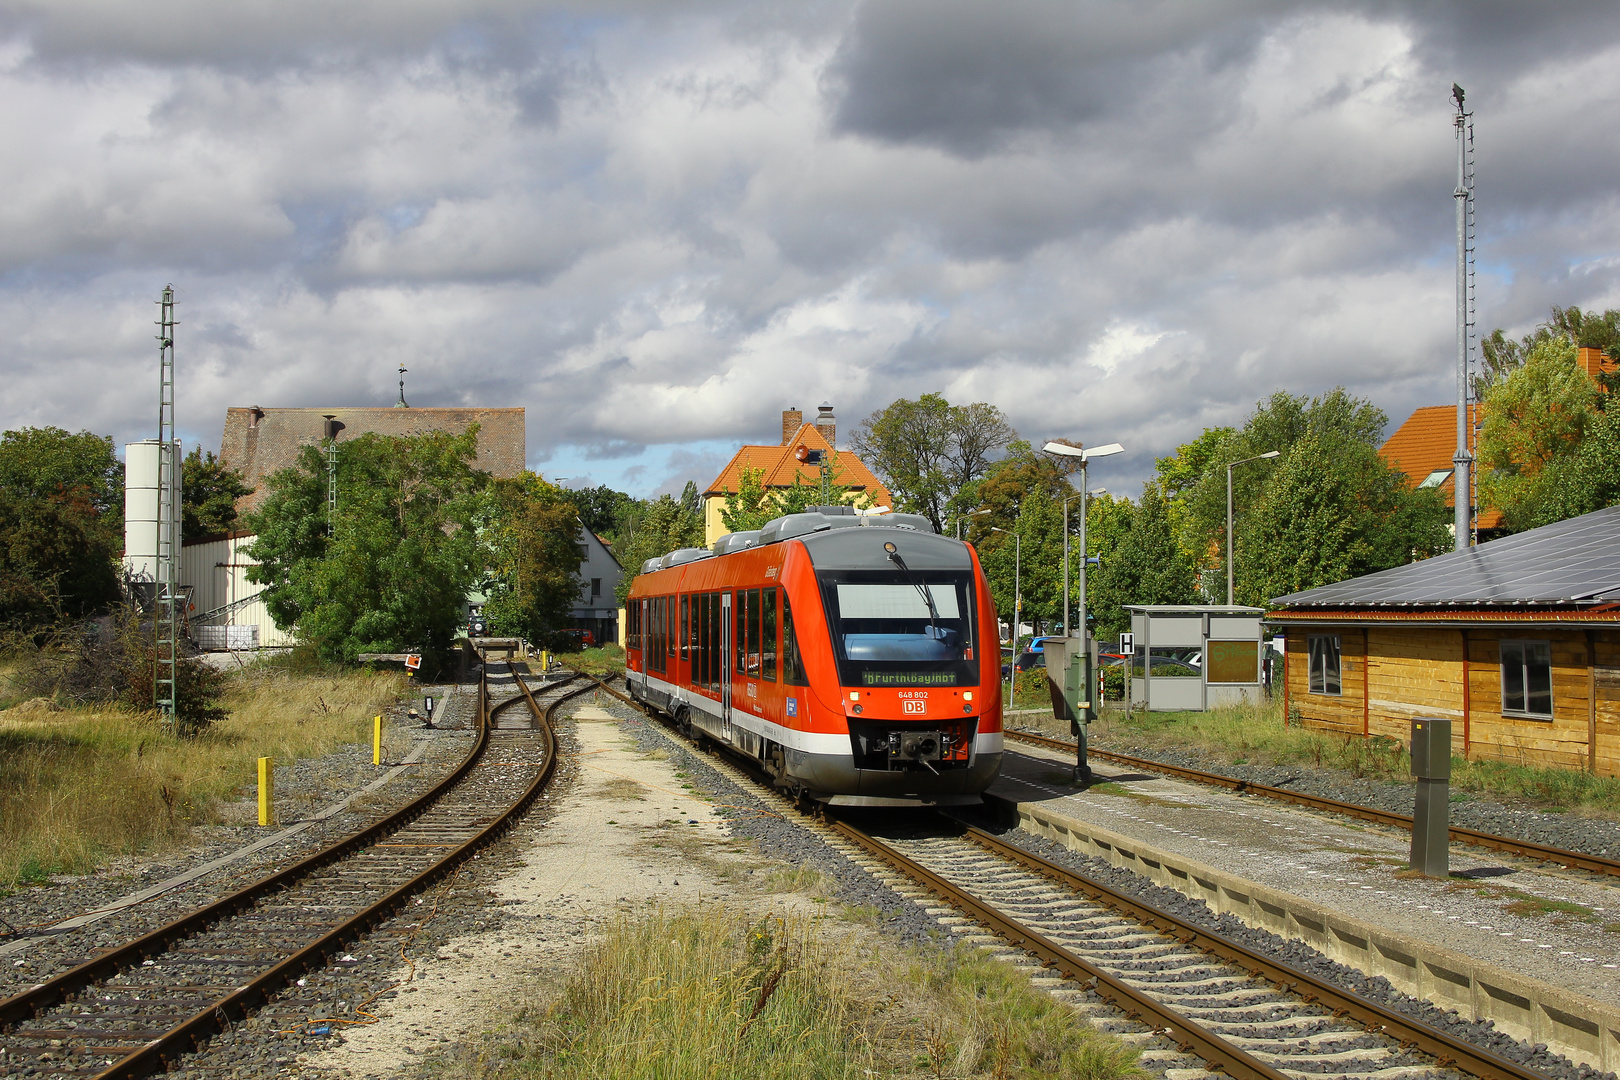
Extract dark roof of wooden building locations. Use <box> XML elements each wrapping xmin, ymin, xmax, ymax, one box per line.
<box><xmin>1270</xmin><ymin>505</ymin><xmax>1620</xmax><ymax>609</ymax></box>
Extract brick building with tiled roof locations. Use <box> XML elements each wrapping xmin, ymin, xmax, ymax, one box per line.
<box><xmin>221</xmin><ymin>406</ymin><xmax>526</xmax><ymax>512</ymax></box>
<box><xmin>701</xmin><ymin>404</ymin><xmax>893</xmax><ymax>546</ymax></box>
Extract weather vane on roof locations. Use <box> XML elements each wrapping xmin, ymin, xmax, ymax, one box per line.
<box><xmin>396</xmin><ymin>364</ymin><xmax>409</xmax><ymax>408</ymax></box>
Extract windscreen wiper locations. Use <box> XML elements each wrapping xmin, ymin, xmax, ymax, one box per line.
<box><xmin>883</xmin><ymin>541</ymin><xmax>949</xmax><ymax>641</ymax></box>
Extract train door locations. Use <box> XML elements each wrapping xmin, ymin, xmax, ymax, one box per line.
<box><xmin>720</xmin><ymin>591</ymin><xmax>734</xmax><ymax>741</ymax></box>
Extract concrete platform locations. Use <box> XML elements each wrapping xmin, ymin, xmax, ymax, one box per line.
<box><xmin>990</xmin><ymin>742</ymin><xmax>1620</xmax><ymax>1073</ymax></box>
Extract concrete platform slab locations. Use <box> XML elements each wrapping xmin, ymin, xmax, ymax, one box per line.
<box><xmin>991</xmin><ymin>743</ymin><xmax>1620</xmax><ymax>1072</ymax></box>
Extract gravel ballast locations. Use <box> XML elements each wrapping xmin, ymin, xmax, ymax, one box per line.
<box><xmin>1073</xmin><ymin>731</ymin><xmax>1620</xmax><ymax>861</ymax></box>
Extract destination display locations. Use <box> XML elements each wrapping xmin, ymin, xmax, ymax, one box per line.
<box><xmin>861</xmin><ymin>670</ymin><xmax>960</xmax><ymax>687</ymax></box>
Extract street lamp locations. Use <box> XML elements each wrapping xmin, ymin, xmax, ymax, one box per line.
<box><xmin>1058</xmin><ymin>487</ymin><xmax>1105</xmax><ymax>634</ymax></box>
<box><xmin>956</xmin><ymin>506</ymin><xmax>991</xmax><ymax>540</ymax></box>
<box><xmin>1225</xmin><ymin>451</ymin><xmax>1280</xmax><ymax>605</ymax></box>
<box><xmin>1041</xmin><ymin>441</ymin><xmax>1123</xmax><ymax>645</ymax></box>
<box><xmin>990</xmin><ymin>526</ymin><xmax>1020</xmax><ymax>707</ymax></box>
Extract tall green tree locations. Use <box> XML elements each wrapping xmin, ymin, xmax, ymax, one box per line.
<box><xmin>570</xmin><ymin>483</ymin><xmax>639</xmax><ymax>547</ymax></box>
<box><xmin>1086</xmin><ymin>486</ymin><xmax>1198</xmax><ymax>640</ymax></box>
<box><xmin>481</xmin><ymin>474</ymin><xmax>584</xmax><ymax>645</ymax></box>
<box><xmin>851</xmin><ymin>394</ymin><xmax>1016</xmax><ymax>533</ymax></box>
<box><xmin>244</xmin><ymin>430</ymin><xmax>488</xmax><ymax>667</ymax></box>
<box><xmin>181</xmin><ymin>447</ymin><xmax>253</xmax><ymax>540</ymax></box>
<box><xmin>1477</xmin><ymin>336</ymin><xmax>1603</xmax><ymax>530</ymax></box>
<box><xmin>0</xmin><ymin>427</ymin><xmax>123</xmax><ymax>626</ymax></box>
<box><xmin>1159</xmin><ymin>389</ymin><xmax>1389</xmax><ymax>589</ymax></box>
<box><xmin>1235</xmin><ymin>428</ymin><xmax>1448</xmax><ymax>603</ymax></box>
<box><xmin>1478</xmin><ymin>305</ymin><xmax>1620</xmax><ymax>398</ymax></box>
<box><xmin>1080</xmin><ymin>492</ymin><xmax>1137</xmax><ymax>641</ymax></box>
<box><xmin>614</xmin><ymin>485</ymin><xmax>705</xmax><ymax>605</ymax></box>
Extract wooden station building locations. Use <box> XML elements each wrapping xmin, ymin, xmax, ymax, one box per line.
<box><xmin>1267</xmin><ymin>505</ymin><xmax>1620</xmax><ymax>775</ymax></box>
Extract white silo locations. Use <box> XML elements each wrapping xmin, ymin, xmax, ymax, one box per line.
<box><xmin>124</xmin><ymin>440</ymin><xmax>161</xmax><ymax>585</ymax></box>
<box><xmin>124</xmin><ymin>440</ymin><xmax>181</xmax><ymax>603</ymax></box>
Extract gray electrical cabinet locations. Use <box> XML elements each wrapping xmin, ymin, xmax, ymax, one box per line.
<box><xmin>1409</xmin><ymin>717</ymin><xmax>1452</xmax><ymax>877</ymax></box>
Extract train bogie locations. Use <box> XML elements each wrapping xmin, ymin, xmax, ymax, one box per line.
<box><xmin>624</xmin><ymin>509</ymin><xmax>1003</xmax><ymax>806</ymax></box>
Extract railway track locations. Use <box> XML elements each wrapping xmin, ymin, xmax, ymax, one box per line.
<box><xmin>0</xmin><ymin>658</ymin><xmax>582</xmax><ymax>1079</ymax></box>
<box><xmin>1004</xmin><ymin>728</ymin><xmax>1620</xmax><ymax>879</ymax></box>
<box><xmin>586</xmin><ymin>672</ymin><xmax>1558</xmax><ymax>1080</ymax></box>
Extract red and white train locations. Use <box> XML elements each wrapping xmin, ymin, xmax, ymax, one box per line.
<box><xmin>625</xmin><ymin>507</ymin><xmax>1003</xmax><ymax>806</ymax></box>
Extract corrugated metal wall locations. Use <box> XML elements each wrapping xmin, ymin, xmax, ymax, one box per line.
<box><xmin>180</xmin><ymin>535</ymin><xmax>296</xmax><ymax>649</ymax></box>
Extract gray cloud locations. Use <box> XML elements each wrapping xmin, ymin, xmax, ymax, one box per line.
<box><xmin>0</xmin><ymin>1</ymin><xmax>1617</xmax><ymax>502</ymax></box>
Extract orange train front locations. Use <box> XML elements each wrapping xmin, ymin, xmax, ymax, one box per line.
<box><xmin>624</xmin><ymin>508</ymin><xmax>1003</xmax><ymax>806</ymax></box>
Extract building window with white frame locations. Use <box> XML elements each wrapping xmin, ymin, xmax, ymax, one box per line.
<box><xmin>1308</xmin><ymin>634</ymin><xmax>1341</xmax><ymax>696</ymax></box>
<box><xmin>1500</xmin><ymin>639</ymin><xmax>1553</xmax><ymax>719</ymax></box>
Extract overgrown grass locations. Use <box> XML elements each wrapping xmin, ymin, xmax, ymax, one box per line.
<box><xmin>0</xmin><ymin>662</ymin><xmax>405</xmax><ymax>887</ymax></box>
<box><xmin>439</xmin><ymin>905</ymin><xmax>1144</xmax><ymax>1080</ymax></box>
<box><xmin>554</xmin><ymin>642</ymin><xmax>625</xmax><ymax>677</ymax></box>
<box><xmin>1008</xmin><ymin>695</ymin><xmax>1620</xmax><ymax>820</ymax></box>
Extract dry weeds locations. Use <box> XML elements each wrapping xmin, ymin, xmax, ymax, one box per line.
<box><xmin>0</xmin><ymin>662</ymin><xmax>405</xmax><ymax>887</ymax></box>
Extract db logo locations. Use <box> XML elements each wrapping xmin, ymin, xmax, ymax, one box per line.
<box><xmin>903</xmin><ymin>700</ymin><xmax>926</xmax><ymax>714</ymax></box>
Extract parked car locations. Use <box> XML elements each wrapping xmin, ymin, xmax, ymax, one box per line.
<box><xmin>468</xmin><ymin>614</ymin><xmax>489</xmax><ymax>637</ymax></box>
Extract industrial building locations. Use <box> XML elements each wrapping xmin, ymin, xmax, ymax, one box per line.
<box><xmin>124</xmin><ymin>405</ymin><xmax>529</xmax><ymax>652</ymax></box>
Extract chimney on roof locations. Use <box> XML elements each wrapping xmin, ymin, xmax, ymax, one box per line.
<box><xmin>815</xmin><ymin>403</ymin><xmax>835</xmax><ymax>449</ymax></box>
<box><xmin>248</xmin><ymin>406</ymin><xmax>263</xmax><ymax>429</ymax></box>
<box><xmin>781</xmin><ymin>407</ymin><xmax>802</xmax><ymax>445</ymax></box>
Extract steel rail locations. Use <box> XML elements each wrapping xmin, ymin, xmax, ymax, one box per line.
<box><xmin>91</xmin><ymin>665</ymin><xmax>579</xmax><ymax>1080</ymax></box>
<box><xmin>952</xmin><ymin>821</ymin><xmax>1552</xmax><ymax>1080</ymax></box>
<box><xmin>597</xmin><ymin>672</ymin><xmax>1557</xmax><ymax>1080</ymax></box>
<box><xmin>1004</xmin><ymin>729</ymin><xmax>1620</xmax><ymax>877</ymax></box>
<box><xmin>0</xmin><ymin>660</ymin><xmax>579</xmax><ymax>1079</ymax></box>
<box><xmin>827</xmin><ymin>817</ymin><xmax>1293</xmax><ymax>1080</ymax></box>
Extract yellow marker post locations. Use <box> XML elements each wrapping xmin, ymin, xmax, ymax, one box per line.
<box><xmin>374</xmin><ymin>715</ymin><xmax>383</xmax><ymax>766</ymax></box>
<box><xmin>257</xmin><ymin>757</ymin><xmax>274</xmax><ymax>826</ymax></box>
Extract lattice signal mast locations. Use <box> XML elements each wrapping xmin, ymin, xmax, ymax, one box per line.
<box><xmin>1452</xmin><ymin>84</ymin><xmax>1477</xmax><ymax>551</ymax></box>
<box><xmin>155</xmin><ymin>286</ymin><xmax>182</xmax><ymax>727</ymax></box>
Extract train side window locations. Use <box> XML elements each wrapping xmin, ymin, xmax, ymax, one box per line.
<box><xmin>761</xmin><ymin>587</ymin><xmax>778</xmax><ymax>682</ymax></box>
<box><xmin>750</xmin><ymin>589</ymin><xmax>764</xmax><ymax>676</ymax></box>
<box><xmin>648</xmin><ymin>598</ymin><xmax>662</xmax><ymax>674</ymax></box>
<box><xmin>701</xmin><ymin>593</ymin><xmax>712</xmax><ymax>688</ymax></box>
<box><xmin>782</xmin><ymin>594</ymin><xmax>809</xmax><ymax>686</ymax></box>
<box><xmin>693</xmin><ymin>594</ymin><xmax>705</xmax><ymax>687</ymax></box>
<box><xmin>704</xmin><ymin>592</ymin><xmax>715</xmax><ymax>689</ymax></box>
<box><xmin>1307</xmin><ymin>634</ymin><xmax>1339</xmax><ymax>695</ymax></box>
<box><xmin>668</xmin><ymin>595</ymin><xmax>678</xmax><ymax>658</ymax></box>
<box><xmin>680</xmin><ymin>595</ymin><xmax>690</xmax><ymax>663</ymax></box>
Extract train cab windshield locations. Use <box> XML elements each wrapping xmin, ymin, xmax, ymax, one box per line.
<box><xmin>816</xmin><ymin>570</ymin><xmax>980</xmax><ymax>688</ymax></box>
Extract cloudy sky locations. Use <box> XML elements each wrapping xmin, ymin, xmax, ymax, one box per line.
<box><xmin>3</xmin><ymin>1</ymin><xmax>1619</xmax><ymax>498</ymax></box>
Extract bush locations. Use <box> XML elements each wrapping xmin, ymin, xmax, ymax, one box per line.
<box><xmin>9</xmin><ymin>608</ymin><xmax>227</xmax><ymax>735</ymax></box>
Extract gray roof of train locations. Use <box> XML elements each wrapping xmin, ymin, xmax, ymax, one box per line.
<box><xmin>797</xmin><ymin>526</ymin><xmax>973</xmax><ymax>572</ymax></box>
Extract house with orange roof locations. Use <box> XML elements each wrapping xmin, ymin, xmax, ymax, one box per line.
<box><xmin>1378</xmin><ymin>347</ymin><xmax>1616</xmax><ymax>539</ymax></box>
<box><xmin>1377</xmin><ymin>403</ymin><xmax>1503</xmax><ymax>535</ymax></box>
<box><xmin>702</xmin><ymin>404</ymin><xmax>894</xmax><ymax>546</ymax></box>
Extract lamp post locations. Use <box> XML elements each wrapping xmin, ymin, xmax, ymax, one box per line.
<box><xmin>1224</xmin><ymin>451</ymin><xmax>1280</xmax><ymax>605</ymax></box>
<box><xmin>1058</xmin><ymin>487</ymin><xmax>1106</xmax><ymax>635</ymax></box>
<box><xmin>1042</xmin><ymin>441</ymin><xmax>1123</xmax><ymax>645</ymax></box>
<box><xmin>990</xmin><ymin>526</ymin><xmax>1020</xmax><ymax>707</ymax></box>
<box><xmin>956</xmin><ymin>506</ymin><xmax>991</xmax><ymax>540</ymax></box>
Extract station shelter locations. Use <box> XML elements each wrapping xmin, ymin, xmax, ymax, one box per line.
<box><xmin>1126</xmin><ymin>605</ymin><xmax>1267</xmax><ymax>712</ymax></box>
